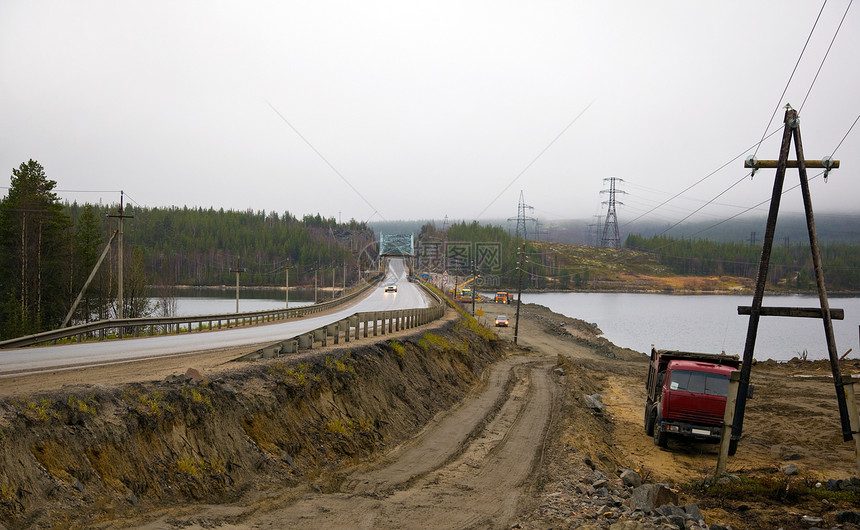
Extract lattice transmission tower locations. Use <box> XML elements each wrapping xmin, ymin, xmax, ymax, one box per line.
<box><xmin>507</xmin><ymin>191</ymin><xmax>536</xmax><ymax>243</ymax></box>
<box><xmin>600</xmin><ymin>177</ymin><xmax>625</xmax><ymax>249</ymax></box>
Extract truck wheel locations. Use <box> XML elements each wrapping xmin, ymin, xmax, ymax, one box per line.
<box><xmin>653</xmin><ymin>410</ymin><xmax>668</xmax><ymax>447</ymax></box>
<box><xmin>728</xmin><ymin>439</ymin><xmax>738</xmax><ymax>456</ymax></box>
<box><xmin>644</xmin><ymin>402</ymin><xmax>655</xmax><ymax>436</ymax></box>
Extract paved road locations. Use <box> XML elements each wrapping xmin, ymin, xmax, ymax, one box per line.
<box><xmin>0</xmin><ymin>258</ymin><xmax>430</xmax><ymax>377</ymax></box>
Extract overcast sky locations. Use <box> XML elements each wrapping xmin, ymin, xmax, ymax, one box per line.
<box><xmin>2</xmin><ymin>1</ymin><xmax>858</xmax><ymax>230</ymax></box>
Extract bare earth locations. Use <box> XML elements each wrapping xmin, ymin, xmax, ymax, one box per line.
<box><xmin>2</xmin><ymin>302</ymin><xmax>859</xmax><ymax>529</ymax></box>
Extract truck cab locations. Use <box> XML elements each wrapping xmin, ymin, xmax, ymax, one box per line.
<box><xmin>645</xmin><ymin>348</ymin><xmax>741</xmax><ymax>454</ymax></box>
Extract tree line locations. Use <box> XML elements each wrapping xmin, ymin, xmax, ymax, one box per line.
<box><xmin>625</xmin><ymin>233</ymin><xmax>860</xmax><ymax>291</ymax></box>
<box><xmin>0</xmin><ymin>160</ymin><xmax>375</xmax><ymax>340</ymax></box>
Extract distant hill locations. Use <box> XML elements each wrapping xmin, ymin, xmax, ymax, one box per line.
<box><xmin>373</xmin><ymin>213</ymin><xmax>860</xmax><ymax>246</ymax></box>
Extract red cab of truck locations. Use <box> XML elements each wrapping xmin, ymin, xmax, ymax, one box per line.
<box><xmin>644</xmin><ymin>347</ymin><xmax>742</xmax><ymax>455</ymax></box>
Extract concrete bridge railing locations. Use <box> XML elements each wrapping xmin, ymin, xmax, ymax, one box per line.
<box><xmin>238</xmin><ymin>279</ymin><xmax>447</xmax><ymax>361</ymax></box>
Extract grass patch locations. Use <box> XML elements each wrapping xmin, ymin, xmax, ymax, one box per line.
<box><xmin>326</xmin><ymin>418</ymin><xmax>374</xmax><ymax>436</ymax></box>
<box><xmin>181</xmin><ymin>386</ymin><xmax>213</xmax><ymax>412</ymax></box>
<box><xmin>67</xmin><ymin>394</ymin><xmax>98</xmax><ymax>417</ymax></box>
<box><xmin>122</xmin><ymin>389</ymin><xmax>173</xmax><ymax>417</ymax></box>
<box><xmin>325</xmin><ymin>353</ymin><xmax>357</xmax><ymax>376</ymax></box>
<box><xmin>176</xmin><ymin>456</ymin><xmax>224</xmax><ymax>477</ymax></box>
<box><xmin>270</xmin><ymin>361</ymin><xmax>319</xmax><ymax>387</ymax></box>
<box><xmin>459</xmin><ymin>314</ymin><xmax>496</xmax><ymax>341</ymax></box>
<box><xmin>689</xmin><ymin>475</ymin><xmax>860</xmax><ymax>505</ymax></box>
<box><xmin>422</xmin><ymin>332</ymin><xmax>452</xmax><ymax>351</ymax></box>
<box><xmin>390</xmin><ymin>340</ymin><xmax>406</xmax><ymax>357</ymax></box>
<box><xmin>0</xmin><ymin>484</ymin><xmax>15</xmax><ymax>502</ymax></box>
<box><xmin>25</xmin><ymin>398</ymin><xmax>60</xmax><ymax>422</ymax></box>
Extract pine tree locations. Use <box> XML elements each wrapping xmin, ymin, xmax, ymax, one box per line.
<box><xmin>0</xmin><ymin>160</ymin><xmax>70</xmax><ymax>338</ymax></box>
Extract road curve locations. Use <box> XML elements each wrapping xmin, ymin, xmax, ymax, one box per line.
<box><xmin>0</xmin><ymin>258</ymin><xmax>429</xmax><ymax>377</ymax></box>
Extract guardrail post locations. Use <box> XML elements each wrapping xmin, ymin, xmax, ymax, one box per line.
<box><xmin>261</xmin><ymin>344</ymin><xmax>280</xmax><ymax>358</ymax></box>
<box><xmin>328</xmin><ymin>323</ymin><xmax>339</xmax><ymax>345</ymax></box>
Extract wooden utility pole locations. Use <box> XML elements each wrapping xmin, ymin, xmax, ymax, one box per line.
<box><xmin>732</xmin><ymin>107</ymin><xmax>852</xmax><ymax>458</ymax></box>
<box><xmin>285</xmin><ymin>259</ymin><xmax>290</xmax><ymax>309</ymax></box>
<box><xmin>231</xmin><ymin>257</ymin><xmax>245</xmax><ymax>313</ymax></box>
<box><xmin>513</xmin><ymin>247</ymin><xmax>524</xmax><ymax>344</ymax></box>
<box><xmin>107</xmin><ymin>191</ymin><xmax>133</xmax><ymax>319</ymax></box>
<box><xmin>471</xmin><ymin>261</ymin><xmax>477</xmax><ymax>317</ymax></box>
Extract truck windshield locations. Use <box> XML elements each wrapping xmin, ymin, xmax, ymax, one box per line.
<box><xmin>668</xmin><ymin>370</ymin><xmax>730</xmax><ymax>397</ymax></box>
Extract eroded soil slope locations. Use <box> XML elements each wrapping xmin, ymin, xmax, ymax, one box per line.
<box><xmin>0</xmin><ymin>316</ymin><xmax>506</xmax><ymax>528</ymax></box>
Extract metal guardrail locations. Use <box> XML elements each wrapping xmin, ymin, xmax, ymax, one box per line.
<box><xmin>238</xmin><ymin>278</ymin><xmax>447</xmax><ymax>360</ymax></box>
<box><xmin>0</xmin><ymin>275</ymin><xmax>383</xmax><ymax>350</ymax></box>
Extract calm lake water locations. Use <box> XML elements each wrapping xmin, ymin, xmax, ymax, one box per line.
<box><xmin>521</xmin><ymin>292</ymin><xmax>860</xmax><ymax>362</ymax></box>
<box><xmin>152</xmin><ymin>289</ymin><xmax>313</xmax><ymax>317</ymax></box>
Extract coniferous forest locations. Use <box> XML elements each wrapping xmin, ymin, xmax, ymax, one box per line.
<box><xmin>625</xmin><ymin>234</ymin><xmax>860</xmax><ymax>291</ymax></box>
<box><xmin>0</xmin><ymin>160</ymin><xmax>375</xmax><ymax>340</ymax></box>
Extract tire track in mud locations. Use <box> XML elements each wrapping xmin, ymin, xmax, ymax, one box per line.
<box><xmin>245</xmin><ymin>354</ymin><xmax>558</xmax><ymax>529</ymax></box>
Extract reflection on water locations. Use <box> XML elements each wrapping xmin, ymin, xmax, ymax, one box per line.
<box><xmin>522</xmin><ymin>292</ymin><xmax>860</xmax><ymax>362</ymax></box>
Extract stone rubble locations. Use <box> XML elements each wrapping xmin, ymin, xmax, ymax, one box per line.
<box><xmin>528</xmin><ymin>459</ymin><xmax>860</xmax><ymax>530</ymax></box>
<box><xmin>529</xmin><ymin>464</ymin><xmax>726</xmax><ymax>530</ymax></box>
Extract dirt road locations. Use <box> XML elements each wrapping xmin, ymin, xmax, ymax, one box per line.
<box><xmin>120</xmin><ymin>336</ymin><xmax>560</xmax><ymax>528</ymax></box>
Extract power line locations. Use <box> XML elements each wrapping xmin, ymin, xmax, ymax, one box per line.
<box><xmin>626</xmin><ymin>127</ymin><xmax>783</xmax><ymax>226</ymax></box>
<box><xmin>657</xmin><ymin>174</ymin><xmax>749</xmax><ymax>237</ymax></box>
<box><xmin>753</xmin><ymin>0</ymin><xmax>827</xmax><ymax>157</ymax></box>
<box><xmin>265</xmin><ymin>99</ymin><xmax>385</xmax><ymax>222</ymax></box>
<box><xmin>680</xmin><ymin>108</ymin><xmax>860</xmax><ymax>241</ymax></box>
<box><xmin>829</xmin><ymin>111</ymin><xmax>860</xmax><ymax>157</ymax></box>
<box><xmin>473</xmin><ymin>100</ymin><xmax>594</xmax><ymax>221</ymax></box>
<box><xmin>800</xmin><ymin>0</ymin><xmax>853</xmax><ymax>112</ymax></box>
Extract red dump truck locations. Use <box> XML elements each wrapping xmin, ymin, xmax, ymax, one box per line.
<box><xmin>644</xmin><ymin>347</ymin><xmax>742</xmax><ymax>455</ymax></box>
